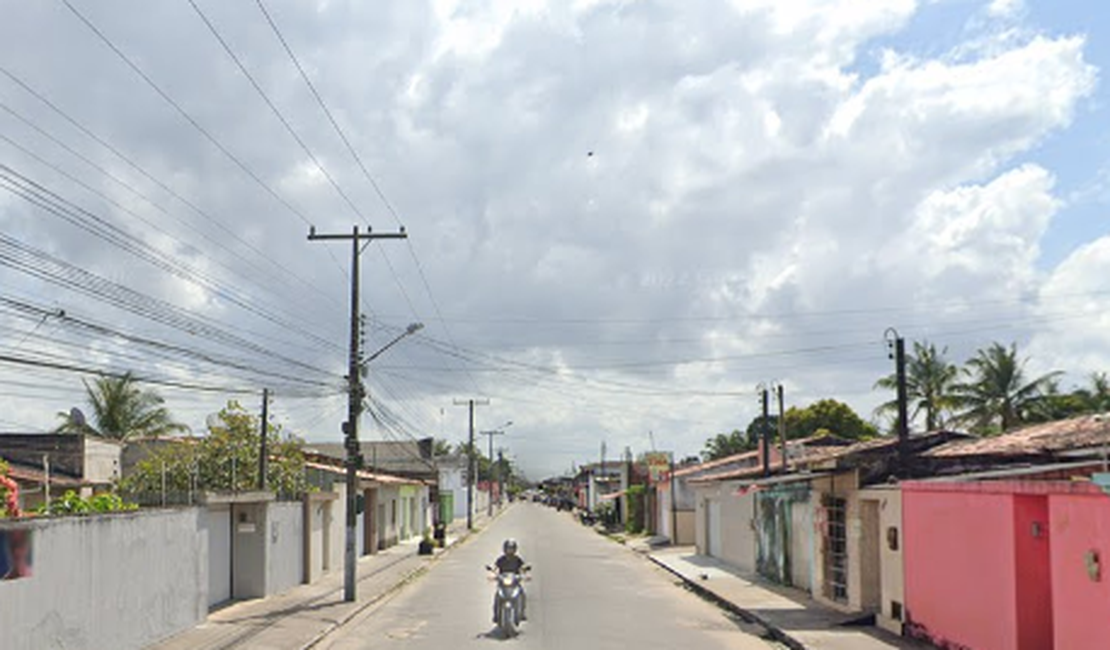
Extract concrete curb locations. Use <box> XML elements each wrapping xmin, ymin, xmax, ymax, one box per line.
<box><xmin>299</xmin><ymin>505</ymin><xmax>512</xmax><ymax>649</ymax></box>
<box><xmin>642</xmin><ymin>553</ymin><xmax>807</xmax><ymax>650</ymax></box>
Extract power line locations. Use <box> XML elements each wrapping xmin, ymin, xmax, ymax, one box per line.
<box><xmin>254</xmin><ymin>0</ymin><xmax>484</xmax><ymax>396</ymax></box>
<box><xmin>0</xmin><ymin>64</ymin><xmax>346</xmax><ymax>310</ymax></box>
<box><xmin>59</xmin><ymin>0</ymin><xmax>318</xmax><ymax>227</ymax></box>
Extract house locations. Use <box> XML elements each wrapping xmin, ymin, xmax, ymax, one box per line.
<box><xmin>0</xmin><ymin>432</ymin><xmax>122</xmax><ymax>509</ymax></box>
<box><xmin>678</xmin><ymin>435</ymin><xmax>851</xmax><ymax>573</ymax></box>
<box><xmin>900</xmin><ymin>414</ymin><xmax>1110</xmax><ymax>650</ymax></box>
<box><xmin>304</xmin><ymin>457</ymin><xmax>429</xmax><ymax>554</ymax></box>
<box><xmin>573</xmin><ymin>461</ymin><xmax>627</xmax><ymax>514</ymax></box>
<box><xmin>686</xmin><ymin>430</ymin><xmax>967</xmax><ymax>636</ymax></box>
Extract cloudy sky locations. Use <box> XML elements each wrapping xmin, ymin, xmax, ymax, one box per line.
<box><xmin>0</xmin><ymin>0</ymin><xmax>1107</xmax><ymax>478</ymax></box>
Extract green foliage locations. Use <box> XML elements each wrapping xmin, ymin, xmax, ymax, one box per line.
<box><xmin>624</xmin><ymin>484</ymin><xmax>647</xmax><ymax>534</ymax></box>
<box><xmin>702</xmin><ymin>429</ymin><xmax>756</xmax><ymax>461</ymax></box>
<box><xmin>874</xmin><ymin>341</ymin><xmax>960</xmax><ymax>431</ymax></box>
<box><xmin>432</xmin><ymin>438</ymin><xmax>453</xmax><ymax>457</ymax></box>
<box><xmin>56</xmin><ymin>373</ymin><xmax>187</xmax><ymax>441</ymax></box>
<box><xmin>784</xmin><ymin>399</ymin><xmax>878</xmax><ymax>441</ymax></box>
<box><xmin>954</xmin><ymin>342</ymin><xmax>1062</xmax><ymax>434</ymax></box>
<box><xmin>36</xmin><ymin>490</ymin><xmax>138</xmax><ymax>516</ymax></box>
<box><xmin>120</xmin><ymin>400</ymin><xmax>308</xmax><ymax>496</ymax></box>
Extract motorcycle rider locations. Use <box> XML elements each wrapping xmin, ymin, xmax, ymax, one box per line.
<box><xmin>492</xmin><ymin>538</ymin><xmax>528</xmax><ymax>622</ymax></box>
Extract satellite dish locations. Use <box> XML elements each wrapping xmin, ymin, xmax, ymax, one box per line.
<box><xmin>205</xmin><ymin>413</ymin><xmax>222</xmax><ymax>431</ymax></box>
<box><xmin>70</xmin><ymin>407</ymin><xmax>87</xmax><ymax>428</ymax></box>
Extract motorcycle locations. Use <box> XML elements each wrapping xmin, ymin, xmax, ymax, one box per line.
<box><xmin>486</xmin><ymin>565</ymin><xmax>531</xmax><ymax>637</ymax></box>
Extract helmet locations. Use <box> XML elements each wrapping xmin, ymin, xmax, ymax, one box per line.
<box><xmin>503</xmin><ymin>538</ymin><xmax>518</xmax><ymax>554</ymax></box>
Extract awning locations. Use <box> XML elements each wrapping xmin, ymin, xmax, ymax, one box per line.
<box><xmin>598</xmin><ymin>489</ymin><xmax>626</xmax><ymax>501</ymax></box>
<box><xmin>732</xmin><ymin>471</ymin><xmax>829</xmax><ymax>496</ymax></box>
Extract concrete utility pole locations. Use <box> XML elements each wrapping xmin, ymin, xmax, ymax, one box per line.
<box><xmin>760</xmin><ymin>385</ymin><xmax>771</xmax><ymax>477</ymax></box>
<box><xmin>258</xmin><ymin>388</ymin><xmax>269</xmax><ymax>491</ymax></box>
<box><xmin>480</xmin><ymin>421</ymin><xmax>511</xmax><ymax>516</ymax></box>
<box><xmin>308</xmin><ymin>224</ymin><xmax>407</xmax><ymax>603</ymax></box>
<box><xmin>777</xmin><ymin>384</ymin><xmax>787</xmax><ymax>472</ymax></box>
<box><xmin>454</xmin><ymin>398</ymin><xmax>490</xmax><ymax>530</ymax></box>
<box><xmin>886</xmin><ymin>328</ymin><xmax>910</xmax><ymax>465</ymax></box>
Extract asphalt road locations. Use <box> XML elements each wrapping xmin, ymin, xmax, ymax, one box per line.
<box><xmin>315</xmin><ymin>503</ymin><xmax>775</xmax><ymax>650</ymax></box>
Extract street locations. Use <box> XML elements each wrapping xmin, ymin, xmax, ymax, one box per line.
<box><xmin>315</xmin><ymin>504</ymin><xmax>775</xmax><ymax>650</ymax></box>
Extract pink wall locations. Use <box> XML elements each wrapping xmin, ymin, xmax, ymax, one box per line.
<box><xmin>1012</xmin><ymin>496</ymin><xmax>1053</xmax><ymax>650</ymax></box>
<box><xmin>904</xmin><ymin>489</ymin><xmax>1019</xmax><ymax>650</ymax></box>
<box><xmin>1049</xmin><ymin>493</ymin><xmax>1110</xmax><ymax>650</ymax></box>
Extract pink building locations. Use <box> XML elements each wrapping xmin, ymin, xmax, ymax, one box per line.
<box><xmin>902</xmin><ymin>474</ymin><xmax>1110</xmax><ymax>650</ymax></box>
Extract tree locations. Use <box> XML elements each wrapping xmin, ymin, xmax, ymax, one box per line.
<box><xmin>1075</xmin><ymin>372</ymin><xmax>1110</xmax><ymax>413</ymax></box>
<box><xmin>784</xmin><ymin>399</ymin><xmax>877</xmax><ymax>441</ymax></box>
<box><xmin>954</xmin><ymin>342</ymin><xmax>1062</xmax><ymax>434</ymax></box>
<box><xmin>120</xmin><ymin>400</ymin><xmax>308</xmax><ymax>496</ymax></box>
<box><xmin>56</xmin><ymin>373</ymin><xmax>186</xmax><ymax>441</ymax></box>
<box><xmin>432</xmin><ymin>438</ymin><xmax>453</xmax><ymax>457</ymax></box>
<box><xmin>874</xmin><ymin>341</ymin><xmax>960</xmax><ymax>431</ymax></box>
<box><xmin>702</xmin><ymin>429</ymin><xmax>755</xmax><ymax>461</ymax></box>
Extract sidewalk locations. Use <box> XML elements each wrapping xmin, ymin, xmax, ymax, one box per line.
<box><xmin>644</xmin><ymin>546</ymin><xmax>924</xmax><ymax>650</ymax></box>
<box><xmin>148</xmin><ymin>513</ymin><xmax>497</xmax><ymax>650</ymax></box>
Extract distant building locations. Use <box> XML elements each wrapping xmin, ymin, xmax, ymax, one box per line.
<box><xmin>0</xmin><ymin>433</ymin><xmax>122</xmax><ymax>509</ymax></box>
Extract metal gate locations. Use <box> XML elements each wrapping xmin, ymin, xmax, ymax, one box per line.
<box><xmin>822</xmin><ymin>495</ymin><xmax>848</xmax><ymax>602</ymax></box>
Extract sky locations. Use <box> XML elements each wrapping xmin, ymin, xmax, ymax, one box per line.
<box><xmin>0</xmin><ymin>0</ymin><xmax>1108</xmax><ymax>479</ymax></box>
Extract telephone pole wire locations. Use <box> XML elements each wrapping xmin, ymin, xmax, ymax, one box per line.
<box><xmin>308</xmin><ymin>224</ymin><xmax>407</xmax><ymax>603</ymax></box>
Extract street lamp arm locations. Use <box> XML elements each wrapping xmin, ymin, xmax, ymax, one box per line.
<box><xmin>361</xmin><ymin>323</ymin><xmax>423</xmax><ymax>369</ymax></box>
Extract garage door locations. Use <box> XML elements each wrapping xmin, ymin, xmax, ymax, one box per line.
<box><xmin>205</xmin><ymin>506</ymin><xmax>231</xmax><ymax>608</ymax></box>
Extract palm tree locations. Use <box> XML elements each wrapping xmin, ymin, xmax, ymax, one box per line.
<box><xmin>954</xmin><ymin>342</ymin><xmax>1062</xmax><ymax>434</ymax></box>
<box><xmin>1076</xmin><ymin>371</ymin><xmax>1110</xmax><ymax>413</ymax></box>
<box><xmin>56</xmin><ymin>373</ymin><xmax>187</xmax><ymax>441</ymax></box>
<box><xmin>874</xmin><ymin>341</ymin><xmax>960</xmax><ymax>431</ymax></box>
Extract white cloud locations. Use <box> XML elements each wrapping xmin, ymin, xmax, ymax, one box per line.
<box><xmin>0</xmin><ymin>0</ymin><xmax>1103</xmax><ymax>476</ymax></box>
<box><xmin>987</xmin><ymin>0</ymin><xmax>1025</xmax><ymax>19</ymax></box>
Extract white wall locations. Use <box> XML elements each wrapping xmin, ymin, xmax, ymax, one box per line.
<box><xmin>0</xmin><ymin>509</ymin><xmax>207</xmax><ymax>650</ymax></box>
<box><xmin>82</xmin><ymin>437</ymin><xmax>121</xmax><ymax>486</ymax></box>
<box><xmin>205</xmin><ymin>506</ymin><xmax>232</xmax><ymax>606</ymax></box>
<box><xmin>266</xmin><ymin>502</ymin><xmax>303</xmax><ymax>595</ymax></box>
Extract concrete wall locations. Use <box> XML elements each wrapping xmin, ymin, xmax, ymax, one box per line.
<box><xmin>83</xmin><ymin>437</ymin><xmax>121</xmax><ymax>486</ymax></box>
<box><xmin>0</xmin><ymin>509</ymin><xmax>207</xmax><ymax>650</ymax></box>
<box><xmin>903</xmin><ymin>487</ymin><xmax>1021</xmax><ymax>649</ymax></box>
<box><xmin>858</xmin><ymin>487</ymin><xmax>904</xmax><ymax>635</ymax></box>
<box><xmin>204</xmin><ymin>505</ymin><xmax>232</xmax><ymax>606</ymax></box>
<box><xmin>1049</xmin><ymin>490</ymin><xmax>1110</xmax><ymax>650</ymax></box>
<box><xmin>693</xmin><ymin>482</ymin><xmax>757</xmax><ymax>571</ymax></box>
<box><xmin>267</xmin><ymin>502</ymin><xmax>303</xmax><ymax>595</ymax></box>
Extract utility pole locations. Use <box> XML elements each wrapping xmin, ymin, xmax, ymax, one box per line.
<box><xmin>885</xmin><ymin>328</ymin><xmax>910</xmax><ymax>465</ymax></box>
<box><xmin>777</xmin><ymin>384</ymin><xmax>787</xmax><ymax>472</ymax></box>
<box><xmin>497</xmin><ymin>449</ymin><xmax>506</xmax><ymax>508</ymax></box>
<box><xmin>454</xmin><ymin>398</ymin><xmax>489</xmax><ymax>530</ymax></box>
<box><xmin>760</xmin><ymin>385</ymin><xmax>771</xmax><ymax>477</ymax></box>
<box><xmin>308</xmin><ymin>224</ymin><xmax>407</xmax><ymax>603</ymax></box>
<box><xmin>258</xmin><ymin>388</ymin><xmax>269</xmax><ymax>491</ymax></box>
<box><xmin>480</xmin><ymin>428</ymin><xmax>506</xmax><ymax>516</ymax></box>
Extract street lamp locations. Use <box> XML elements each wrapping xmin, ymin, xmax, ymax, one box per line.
<box><xmin>361</xmin><ymin>322</ymin><xmax>424</xmax><ymax>371</ymax></box>
<box><xmin>480</xmin><ymin>421</ymin><xmax>512</xmax><ymax>515</ymax></box>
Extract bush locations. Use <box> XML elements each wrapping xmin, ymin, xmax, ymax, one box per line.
<box><xmin>625</xmin><ymin>485</ymin><xmax>646</xmax><ymax>534</ymax></box>
<box><xmin>35</xmin><ymin>490</ymin><xmax>138</xmax><ymax>516</ymax></box>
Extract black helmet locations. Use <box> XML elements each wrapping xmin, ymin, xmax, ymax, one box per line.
<box><xmin>503</xmin><ymin>538</ymin><xmax>518</xmax><ymax>554</ymax></box>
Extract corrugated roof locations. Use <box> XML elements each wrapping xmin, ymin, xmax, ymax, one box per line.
<box><xmin>690</xmin><ymin>431</ymin><xmax>966</xmax><ymax>483</ymax></box>
<box><xmin>4</xmin><ymin>461</ymin><xmax>85</xmax><ymax>487</ymax></box>
<box><xmin>674</xmin><ymin>434</ymin><xmax>849</xmax><ymax>478</ymax></box>
<box><xmin>924</xmin><ymin>415</ymin><xmax>1110</xmax><ymax>458</ymax></box>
